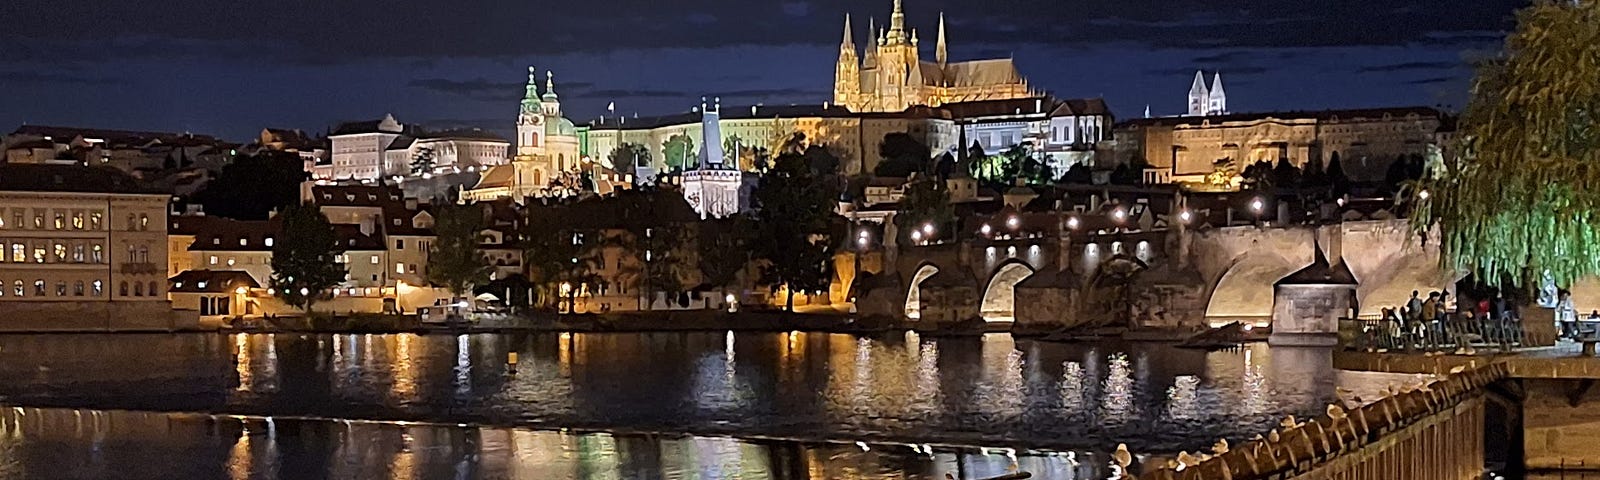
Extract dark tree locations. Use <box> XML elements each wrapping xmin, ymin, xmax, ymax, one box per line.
<box><xmin>1269</xmin><ymin>158</ymin><xmax>1302</xmax><ymax>187</ymax></box>
<box><xmin>803</xmin><ymin>144</ymin><xmax>841</xmax><ymax>177</ymax></box>
<box><xmin>1241</xmin><ymin>160</ymin><xmax>1274</xmax><ymax>190</ymax></box>
<box><xmin>965</xmin><ymin>141</ymin><xmax>987</xmax><ymax>163</ymax></box>
<box><xmin>1110</xmin><ymin>158</ymin><xmax>1150</xmax><ymax>186</ymax></box>
<box><xmin>750</xmin><ymin>149</ymin><xmax>840</xmax><ymax>311</ymax></box>
<box><xmin>426</xmin><ymin>203</ymin><xmax>493</xmax><ymax>298</ymax></box>
<box><xmin>270</xmin><ymin>203</ymin><xmax>346</xmax><ymax>313</ymax></box>
<box><xmin>1326</xmin><ymin>153</ymin><xmax>1352</xmax><ymax>196</ymax></box>
<box><xmin>1060</xmin><ymin>163</ymin><xmax>1093</xmax><ymax>184</ymax></box>
<box><xmin>698</xmin><ymin>217</ymin><xmax>750</xmax><ymax>301</ymax></box>
<box><xmin>618</xmin><ymin>193</ymin><xmax>687</xmax><ymax>310</ymax></box>
<box><xmin>892</xmin><ymin>178</ymin><xmax>954</xmax><ymax>245</ymax></box>
<box><xmin>932</xmin><ymin>152</ymin><xmax>956</xmax><ymax>181</ymax></box>
<box><xmin>194</xmin><ymin>151</ymin><xmax>308</xmax><ymax>220</ymax></box>
<box><xmin>607</xmin><ymin>143</ymin><xmax>649</xmax><ymax>178</ymax></box>
<box><xmin>409</xmin><ymin>147</ymin><xmax>437</xmax><ymax>176</ymax></box>
<box><xmin>520</xmin><ymin>209</ymin><xmax>601</xmax><ymax>311</ymax></box>
<box><xmin>875</xmin><ymin>133</ymin><xmax>931</xmax><ymax>178</ymax></box>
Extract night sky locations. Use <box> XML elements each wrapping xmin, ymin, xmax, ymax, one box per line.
<box><xmin>0</xmin><ymin>0</ymin><xmax>1526</xmax><ymax>141</ymax></box>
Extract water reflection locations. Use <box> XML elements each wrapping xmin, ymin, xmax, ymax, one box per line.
<box><xmin>0</xmin><ymin>332</ymin><xmax>1420</xmax><ymax>456</ymax></box>
<box><xmin>0</xmin><ymin>407</ymin><xmax>1099</xmax><ymax>480</ymax></box>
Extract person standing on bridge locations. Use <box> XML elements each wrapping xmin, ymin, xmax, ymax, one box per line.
<box><xmin>1406</xmin><ymin>291</ymin><xmax>1424</xmax><ymax>322</ymax></box>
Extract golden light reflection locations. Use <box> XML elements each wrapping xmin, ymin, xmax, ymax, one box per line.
<box><xmin>388</xmin><ymin>430</ymin><xmax>416</xmax><ymax>480</ymax></box>
<box><xmin>388</xmin><ymin>334</ymin><xmax>417</xmax><ymax>398</ymax></box>
<box><xmin>1061</xmin><ymin>360</ymin><xmax>1086</xmax><ymax>413</ymax></box>
<box><xmin>234</xmin><ymin>333</ymin><xmax>251</xmax><ymax>392</ymax></box>
<box><xmin>227</xmin><ymin>426</ymin><xmax>251</xmax><ymax>480</ymax></box>
<box><xmin>980</xmin><ymin>334</ymin><xmax>1024</xmax><ymax>418</ymax></box>
<box><xmin>1101</xmin><ymin>352</ymin><xmax>1134</xmax><ymax>421</ymax></box>
<box><xmin>913</xmin><ymin>339</ymin><xmax>940</xmax><ymax>415</ymax></box>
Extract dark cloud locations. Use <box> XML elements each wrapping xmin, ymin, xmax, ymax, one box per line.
<box><xmin>0</xmin><ymin>70</ymin><xmax>125</xmax><ymax>86</ymax></box>
<box><xmin>0</xmin><ymin>0</ymin><xmax>1524</xmax><ymax>63</ymax></box>
<box><xmin>409</xmin><ymin>78</ymin><xmax>597</xmax><ymax>102</ymax></box>
<box><xmin>1358</xmin><ymin>61</ymin><xmax>1464</xmax><ymax>73</ymax></box>
<box><xmin>720</xmin><ymin>88</ymin><xmax>835</xmax><ymax>100</ymax></box>
<box><xmin>1405</xmin><ymin>76</ymin><xmax>1459</xmax><ymax>86</ymax></box>
<box><xmin>577</xmin><ymin>89</ymin><xmax>690</xmax><ymax>100</ymax></box>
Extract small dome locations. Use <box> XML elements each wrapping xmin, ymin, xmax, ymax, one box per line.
<box><xmin>545</xmin><ymin>116</ymin><xmax>578</xmax><ymax>137</ymax></box>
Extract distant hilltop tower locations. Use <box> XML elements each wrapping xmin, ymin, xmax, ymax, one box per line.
<box><xmin>1187</xmin><ymin>71</ymin><xmax>1228</xmax><ymax>116</ymax></box>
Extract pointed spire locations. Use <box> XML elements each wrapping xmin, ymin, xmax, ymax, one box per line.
<box><xmin>1210</xmin><ymin>72</ymin><xmax>1226</xmax><ymax>97</ymax></box>
<box><xmin>841</xmin><ymin>14</ymin><xmax>854</xmax><ymax>47</ymax></box>
<box><xmin>887</xmin><ymin>0</ymin><xmax>907</xmax><ymax>44</ymax></box>
<box><xmin>1189</xmin><ymin>70</ymin><xmax>1208</xmax><ymax>96</ymax></box>
<box><xmin>863</xmin><ymin>17</ymin><xmax>879</xmax><ymax>69</ymax></box>
<box><xmin>936</xmin><ymin>12</ymin><xmax>948</xmax><ymax>65</ymax></box>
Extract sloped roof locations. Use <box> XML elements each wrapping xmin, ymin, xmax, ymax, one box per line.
<box><xmin>1277</xmin><ymin>245</ymin><xmax>1358</xmax><ymax>286</ymax></box>
<box><xmin>0</xmin><ymin>164</ymin><xmax>163</xmax><ymax>194</ymax></box>
<box><xmin>473</xmin><ymin>164</ymin><xmax>516</xmax><ymax>189</ymax></box>
<box><xmin>1051</xmin><ymin>98</ymin><xmax>1111</xmax><ymax>116</ymax></box>
<box><xmin>922</xmin><ymin>59</ymin><xmax>1023</xmax><ymax>88</ymax></box>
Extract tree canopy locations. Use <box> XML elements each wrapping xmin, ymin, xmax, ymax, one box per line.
<box><xmin>875</xmin><ymin>132</ymin><xmax>931</xmax><ymax>178</ymax></box>
<box><xmin>1414</xmin><ymin>0</ymin><xmax>1600</xmax><ymax>288</ymax></box>
<box><xmin>194</xmin><ymin>151</ymin><xmax>307</xmax><ymax>220</ymax></box>
<box><xmin>662</xmin><ymin>134</ymin><xmax>696</xmax><ymax>170</ymax></box>
<box><xmin>426</xmin><ymin>203</ymin><xmax>493</xmax><ymax>297</ymax></box>
<box><xmin>270</xmin><ymin>203</ymin><xmax>346</xmax><ymax>313</ymax></box>
<box><xmin>607</xmin><ymin>143</ymin><xmax>649</xmax><ymax>178</ymax></box>
<box><xmin>892</xmin><ymin>177</ymin><xmax>954</xmax><ymax>245</ymax></box>
<box><xmin>750</xmin><ymin>148</ymin><xmax>840</xmax><ymax>311</ymax></box>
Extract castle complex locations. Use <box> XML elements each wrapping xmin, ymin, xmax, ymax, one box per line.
<box><xmin>832</xmin><ymin>0</ymin><xmax>1035</xmax><ymax>113</ymax></box>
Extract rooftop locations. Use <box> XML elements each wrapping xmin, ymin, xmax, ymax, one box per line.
<box><xmin>0</xmin><ymin>164</ymin><xmax>164</xmax><ymax>195</ymax></box>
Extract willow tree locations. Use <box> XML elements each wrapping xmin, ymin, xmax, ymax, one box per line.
<box><xmin>1413</xmin><ymin>0</ymin><xmax>1600</xmax><ymax>289</ymax></box>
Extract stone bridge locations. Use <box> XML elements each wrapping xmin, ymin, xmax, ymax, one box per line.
<box><xmin>854</xmin><ymin>219</ymin><xmax>1456</xmax><ymax>337</ymax></box>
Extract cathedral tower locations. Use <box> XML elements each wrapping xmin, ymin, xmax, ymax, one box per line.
<box><xmin>516</xmin><ymin>66</ymin><xmax>545</xmax><ymax>157</ymax></box>
<box><xmin>936</xmin><ymin>13</ymin><xmax>947</xmax><ymax>66</ymax></box>
<box><xmin>1207</xmin><ymin>73</ymin><xmax>1227</xmax><ymax>115</ymax></box>
<box><xmin>1187</xmin><ymin>70</ymin><xmax>1210</xmax><ymax>117</ymax></box>
<box><xmin>834</xmin><ymin>14</ymin><xmax>859</xmax><ymax>108</ymax></box>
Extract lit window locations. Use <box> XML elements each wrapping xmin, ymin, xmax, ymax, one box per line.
<box><xmin>0</xmin><ymin>216</ymin><xmax>5</xmax><ymax>228</ymax></box>
<box><xmin>92</xmin><ymin>280</ymin><xmax>102</xmax><ymax>296</ymax></box>
<box><xmin>34</xmin><ymin>280</ymin><xmax>45</xmax><ymax>296</ymax></box>
<box><xmin>395</xmin><ymin>263</ymin><xmax>404</xmax><ymax>274</ymax></box>
<box><xmin>240</xmin><ymin>238</ymin><xmax>248</xmax><ymax>246</ymax></box>
<box><xmin>73</xmin><ymin>244</ymin><xmax>84</xmax><ymax>262</ymax></box>
<box><xmin>90</xmin><ymin>213</ymin><xmax>101</xmax><ymax>230</ymax></box>
<box><xmin>210</xmin><ymin>256</ymin><xmax>218</xmax><ymax>265</ymax></box>
<box><xmin>227</xmin><ymin>258</ymin><xmax>236</xmax><ymax>266</ymax></box>
<box><xmin>197</xmin><ymin>281</ymin><xmax>207</xmax><ymax>290</ymax></box>
<box><xmin>72</xmin><ymin>213</ymin><xmax>83</xmax><ymax>230</ymax></box>
<box><xmin>265</xmin><ymin>237</ymin><xmax>274</xmax><ymax>247</ymax></box>
<box><xmin>92</xmin><ymin>245</ymin><xmax>102</xmax><ymax>263</ymax></box>
<box><xmin>32</xmin><ymin>245</ymin><xmax>45</xmax><ymax>263</ymax></box>
<box><xmin>55</xmin><ymin>282</ymin><xmax>66</xmax><ymax>297</ymax></box>
<box><xmin>140</xmin><ymin>215</ymin><xmax>150</xmax><ymax>230</ymax></box>
<box><xmin>53</xmin><ymin>243</ymin><xmax>65</xmax><ymax>261</ymax></box>
<box><xmin>13</xmin><ymin>281</ymin><xmax>22</xmax><ymax>297</ymax></box>
<box><xmin>34</xmin><ymin>213</ymin><xmax>44</xmax><ymax>229</ymax></box>
<box><xmin>8</xmin><ymin>243</ymin><xmax>19</xmax><ymax>262</ymax></box>
<box><xmin>371</xmin><ymin>255</ymin><xmax>379</xmax><ymax>265</ymax></box>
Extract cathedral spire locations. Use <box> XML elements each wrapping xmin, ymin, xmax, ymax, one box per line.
<box><xmin>543</xmin><ymin>71</ymin><xmax>558</xmax><ymax>100</ymax></box>
<box><xmin>841</xmin><ymin>14</ymin><xmax>854</xmax><ymax>47</ymax></box>
<box><xmin>936</xmin><ymin>12</ymin><xmax>947</xmax><ymax>66</ymax></box>
<box><xmin>525</xmin><ymin>66</ymin><xmax>540</xmax><ymax>100</ymax></box>
<box><xmin>862</xmin><ymin>17</ymin><xmax>879</xmax><ymax>69</ymax></box>
<box><xmin>887</xmin><ymin>0</ymin><xmax>907</xmax><ymax>44</ymax></box>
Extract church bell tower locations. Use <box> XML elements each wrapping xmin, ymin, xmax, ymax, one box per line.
<box><xmin>834</xmin><ymin>14</ymin><xmax>859</xmax><ymax>109</ymax></box>
<box><xmin>516</xmin><ymin>66</ymin><xmax>545</xmax><ymax>157</ymax></box>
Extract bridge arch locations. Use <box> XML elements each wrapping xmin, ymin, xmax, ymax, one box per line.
<box><xmin>1205</xmin><ymin>252</ymin><xmax>1298</xmax><ymax>328</ymax></box>
<box><xmin>903</xmin><ymin>263</ymin><xmax>941</xmax><ymax>320</ymax></box>
<box><xmin>980</xmin><ymin>260</ymin><xmax>1037</xmax><ymax>323</ymax></box>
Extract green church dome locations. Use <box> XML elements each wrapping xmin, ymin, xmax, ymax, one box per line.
<box><xmin>545</xmin><ymin>116</ymin><xmax>578</xmax><ymax>137</ymax></box>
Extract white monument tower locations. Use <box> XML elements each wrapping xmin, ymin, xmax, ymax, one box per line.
<box><xmin>681</xmin><ymin>97</ymin><xmax>743</xmax><ymax>219</ymax></box>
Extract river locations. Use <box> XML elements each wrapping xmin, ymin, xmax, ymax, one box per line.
<box><xmin>0</xmin><ymin>331</ymin><xmax>1422</xmax><ymax>479</ymax></box>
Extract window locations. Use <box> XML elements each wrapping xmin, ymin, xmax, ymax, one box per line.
<box><xmin>92</xmin><ymin>245</ymin><xmax>102</xmax><ymax>263</ymax></box>
<box><xmin>72</xmin><ymin>213</ymin><xmax>84</xmax><ymax>230</ymax></box>
<box><xmin>55</xmin><ymin>282</ymin><xmax>66</xmax><ymax>297</ymax></box>
<box><xmin>10</xmin><ymin>211</ymin><xmax>19</xmax><ymax>229</ymax></box>
<box><xmin>8</xmin><ymin>243</ymin><xmax>19</xmax><ymax>263</ymax></box>
<box><xmin>34</xmin><ymin>280</ymin><xmax>45</xmax><ymax>296</ymax></box>
<box><xmin>32</xmin><ymin>245</ymin><xmax>45</xmax><ymax>263</ymax></box>
<box><xmin>212</xmin><ymin>238</ymin><xmax>220</xmax><ymax>245</ymax></box>
<box><xmin>13</xmin><ymin>280</ymin><xmax>22</xmax><ymax>297</ymax></box>
<box><xmin>148</xmin><ymin>282</ymin><xmax>158</xmax><ymax>296</ymax></box>
<box><xmin>92</xmin><ymin>280</ymin><xmax>102</xmax><ymax>296</ymax></box>
<box><xmin>209</xmin><ymin>256</ymin><xmax>218</xmax><ymax>266</ymax></box>
<box><xmin>73</xmin><ymin>244</ymin><xmax>84</xmax><ymax>263</ymax></box>
<box><xmin>370</xmin><ymin>255</ymin><xmax>379</xmax><ymax>265</ymax></box>
<box><xmin>120</xmin><ymin>282</ymin><xmax>128</xmax><ymax>296</ymax></box>
<box><xmin>265</xmin><ymin>237</ymin><xmax>274</xmax><ymax>247</ymax></box>
<box><xmin>126</xmin><ymin>214</ymin><xmax>135</xmax><ymax>231</ymax></box>
<box><xmin>395</xmin><ymin>263</ymin><xmax>404</xmax><ymax>274</ymax></box>
<box><xmin>138</xmin><ymin>245</ymin><xmax>149</xmax><ymax>262</ymax></box>
<box><xmin>227</xmin><ymin>257</ymin><xmax>236</xmax><ymax>266</ymax></box>
<box><xmin>90</xmin><ymin>213</ymin><xmax>101</xmax><ymax>230</ymax></box>
<box><xmin>139</xmin><ymin>215</ymin><xmax>149</xmax><ymax>230</ymax></box>
<box><xmin>74</xmin><ymin>281</ymin><xmax>85</xmax><ymax>296</ymax></box>
<box><xmin>408</xmin><ymin>264</ymin><xmax>416</xmax><ymax>274</ymax></box>
<box><xmin>0</xmin><ymin>216</ymin><xmax>5</xmax><ymax>228</ymax></box>
<box><xmin>134</xmin><ymin>282</ymin><xmax>144</xmax><ymax>297</ymax></box>
<box><xmin>395</xmin><ymin>239</ymin><xmax>404</xmax><ymax>250</ymax></box>
<box><xmin>33</xmin><ymin>211</ymin><xmax>44</xmax><ymax>229</ymax></box>
<box><xmin>239</xmin><ymin>238</ymin><xmax>248</xmax><ymax>246</ymax></box>
<box><xmin>53</xmin><ymin>243</ymin><xmax>65</xmax><ymax>262</ymax></box>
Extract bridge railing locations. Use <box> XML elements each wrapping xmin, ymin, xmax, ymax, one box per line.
<box><xmin>1136</xmin><ymin>362</ymin><xmax>1510</xmax><ymax>480</ymax></box>
<box><xmin>1338</xmin><ymin>317</ymin><xmax>1530</xmax><ymax>353</ymax></box>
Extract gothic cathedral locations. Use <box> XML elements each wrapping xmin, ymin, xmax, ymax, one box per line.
<box><xmin>1187</xmin><ymin>71</ymin><xmax>1228</xmax><ymax>116</ymax></box>
<box><xmin>833</xmin><ymin>0</ymin><xmax>1034</xmax><ymax>113</ymax></box>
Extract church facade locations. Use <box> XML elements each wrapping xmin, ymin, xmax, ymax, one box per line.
<box><xmin>833</xmin><ymin>0</ymin><xmax>1034</xmax><ymax>113</ymax></box>
<box><xmin>463</xmin><ymin>68</ymin><xmax>624</xmax><ymax>203</ymax></box>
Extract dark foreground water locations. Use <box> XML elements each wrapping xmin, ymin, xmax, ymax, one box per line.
<box><xmin>0</xmin><ymin>332</ymin><xmax>1421</xmax><ymax>479</ymax></box>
